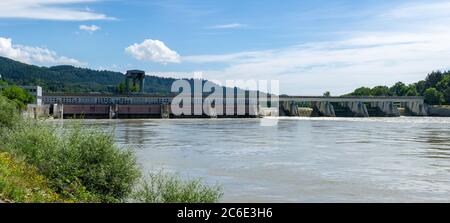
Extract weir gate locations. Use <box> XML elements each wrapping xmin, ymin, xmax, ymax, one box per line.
<box><xmin>43</xmin><ymin>93</ymin><xmax>427</xmax><ymax>119</ymax></box>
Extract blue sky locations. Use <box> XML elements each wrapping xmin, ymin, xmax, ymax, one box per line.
<box><xmin>1</xmin><ymin>0</ymin><xmax>450</xmax><ymax>95</ymax></box>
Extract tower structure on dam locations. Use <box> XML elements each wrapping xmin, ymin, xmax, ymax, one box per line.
<box><xmin>125</xmin><ymin>70</ymin><xmax>146</xmax><ymax>94</ymax></box>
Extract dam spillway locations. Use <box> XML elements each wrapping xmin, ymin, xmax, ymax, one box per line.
<box><xmin>43</xmin><ymin>93</ymin><xmax>428</xmax><ymax>119</ymax></box>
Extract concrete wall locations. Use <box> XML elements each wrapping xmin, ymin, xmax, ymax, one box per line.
<box><xmin>428</xmin><ymin>106</ymin><xmax>450</xmax><ymax>117</ymax></box>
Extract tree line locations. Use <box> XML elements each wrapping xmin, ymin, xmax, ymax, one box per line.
<box><xmin>347</xmin><ymin>71</ymin><xmax>450</xmax><ymax>105</ymax></box>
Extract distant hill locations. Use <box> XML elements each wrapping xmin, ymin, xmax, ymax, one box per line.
<box><xmin>0</xmin><ymin>56</ymin><xmax>176</xmax><ymax>94</ymax></box>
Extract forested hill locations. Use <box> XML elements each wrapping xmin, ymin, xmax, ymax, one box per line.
<box><xmin>0</xmin><ymin>56</ymin><xmax>176</xmax><ymax>93</ymax></box>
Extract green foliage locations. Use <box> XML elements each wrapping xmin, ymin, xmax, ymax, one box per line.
<box><xmin>347</xmin><ymin>71</ymin><xmax>450</xmax><ymax>105</ymax></box>
<box><xmin>323</xmin><ymin>91</ymin><xmax>331</xmax><ymax>97</ymax></box>
<box><xmin>0</xmin><ymin>152</ymin><xmax>68</xmax><ymax>203</ymax></box>
<box><xmin>0</xmin><ymin>56</ymin><xmax>176</xmax><ymax>94</ymax></box>
<box><xmin>117</xmin><ymin>82</ymin><xmax>126</xmax><ymax>94</ymax></box>
<box><xmin>437</xmin><ymin>75</ymin><xmax>450</xmax><ymax>103</ymax></box>
<box><xmin>371</xmin><ymin>86</ymin><xmax>391</xmax><ymax>96</ymax></box>
<box><xmin>1</xmin><ymin>121</ymin><xmax>140</xmax><ymax>202</ymax></box>
<box><xmin>405</xmin><ymin>85</ymin><xmax>418</xmax><ymax>96</ymax></box>
<box><xmin>1</xmin><ymin>86</ymin><xmax>35</xmax><ymax>110</ymax></box>
<box><xmin>350</xmin><ymin>87</ymin><xmax>372</xmax><ymax>96</ymax></box>
<box><xmin>132</xmin><ymin>171</ymin><xmax>223</xmax><ymax>203</ymax></box>
<box><xmin>0</xmin><ymin>96</ymin><xmax>20</xmax><ymax>129</ymax></box>
<box><xmin>424</xmin><ymin>88</ymin><xmax>444</xmax><ymax>105</ymax></box>
<box><xmin>414</xmin><ymin>80</ymin><xmax>427</xmax><ymax>95</ymax></box>
<box><xmin>424</xmin><ymin>71</ymin><xmax>444</xmax><ymax>89</ymax></box>
<box><xmin>0</xmin><ymin>80</ymin><xmax>8</xmax><ymax>85</ymax></box>
<box><xmin>390</xmin><ymin>82</ymin><xmax>408</xmax><ymax>96</ymax></box>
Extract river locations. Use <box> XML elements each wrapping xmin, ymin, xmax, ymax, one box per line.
<box><xmin>61</xmin><ymin>117</ymin><xmax>450</xmax><ymax>202</ymax></box>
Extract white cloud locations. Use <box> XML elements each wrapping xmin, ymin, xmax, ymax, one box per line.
<box><xmin>125</xmin><ymin>39</ymin><xmax>181</xmax><ymax>64</ymax></box>
<box><xmin>207</xmin><ymin>23</ymin><xmax>246</xmax><ymax>29</ymax></box>
<box><xmin>175</xmin><ymin>2</ymin><xmax>450</xmax><ymax>95</ymax></box>
<box><xmin>79</xmin><ymin>25</ymin><xmax>100</xmax><ymax>32</ymax></box>
<box><xmin>184</xmin><ymin>30</ymin><xmax>450</xmax><ymax>95</ymax></box>
<box><xmin>0</xmin><ymin>0</ymin><xmax>114</xmax><ymax>21</ymax></box>
<box><xmin>0</xmin><ymin>37</ymin><xmax>83</xmax><ymax>66</ymax></box>
<box><xmin>383</xmin><ymin>1</ymin><xmax>450</xmax><ymax>19</ymax></box>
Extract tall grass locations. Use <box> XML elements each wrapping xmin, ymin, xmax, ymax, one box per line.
<box><xmin>132</xmin><ymin>171</ymin><xmax>223</xmax><ymax>203</ymax></box>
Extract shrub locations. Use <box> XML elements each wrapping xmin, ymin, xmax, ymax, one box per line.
<box><xmin>0</xmin><ymin>96</ymin><xmax>20</xmax><ymax>129</ymax></box>
<box><xmin>0</xmin><ymin>152</ymin><xmax>64</xmax><ymax>203</ymax></box>
<box><xmin>132</xmin><ymin>171</ymin><xmax>222</xmax><ymax>203</ymax></box>
<box><xmin>1</xmin><ymin>121</ymin><xmax>140</xmax><ymax>202</ymax></box>
<box><xmin>0</xmin><ymin>86</ymin><xmax>35</xmax><ymax>110</ymax></box>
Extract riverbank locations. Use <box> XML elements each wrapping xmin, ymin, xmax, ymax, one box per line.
<box><xmin>1</xmin><ymin>95</ymin><xmax>222</xmax><ymax>203</ymax></box>
<box><xmin>0</xmin><ymin>151</ymin><xmax>65</xmax><ymax>203</ymax></box>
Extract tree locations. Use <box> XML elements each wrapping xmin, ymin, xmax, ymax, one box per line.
<box><xmin>350</xmin><ymin>87</ymin><xmax>372</xmax><ymax>96</ymax></box>
<box><xmin>424</xmin><ymin>88</ymin><xmax>444</xmax><ymax>105</ymax></box>
<box><xmin>323</xmin><ymin>91</ymin><xmax>331</xmax><ymax>97</ymax></box>
<box><xmin>0</xmin><ymin>86</ymin><xmax>35</xmax><ymax>109</ymax></box>
<box><xmin>437</xmin><ymin>75</ymin><xmax>450</xmax><ymax>104</ymax></box>
<box><xmin>405</xmin><ymin>84</ymin><xmax>418</xmax><ymax>96</ymax></box>
<box><xmin>371</xmin><ymin>86</ymin><xmax>391</xmax><ymax>96</ymax></box>
<box><xmin>390</xmin><ymin>82</ymin><xmax>408</xmax><ymax>96</ymax></box>
<box><xmin>424</xmin><ymin>71</ymin><xmax>444</xmax><ymax>89</ymax></box>
<box><xmin>414</xmin><ymin>80</ymin><xmax>427</xmax><ymax>95</ymax></box>
<box><xmin>117</xmin><ymin>82</ymin><xmax>126</xmax><ymax>94</ymax></box>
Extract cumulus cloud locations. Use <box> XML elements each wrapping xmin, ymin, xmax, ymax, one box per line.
<box><xmin>0</xmin><ymin>0</ymin><xmax>114</xmax><ymax>21</ymax></box>
<box><xmin>0</xmin><ymin>37</ymin><xmax>82</xmax><ymax>66</ymax></box>
<box><xmin>125</xmin><ymin>39</ymin><xmax>181</xmax><ymax>64</ymax></box>
<box><xmin>79</xmin><ymin>25</ymin><xmax>101</xmax><ymax>32</ymax></box>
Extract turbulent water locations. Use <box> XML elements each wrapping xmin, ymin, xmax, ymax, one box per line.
<box><xmin>61</xmin><ymin>117</ymin><xmax>450</xmax><ymax>202</ymax></box>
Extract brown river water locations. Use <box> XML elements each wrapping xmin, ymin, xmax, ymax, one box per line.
<box><xmin>56</xmin><ymin>117</ymin><xmax>450</xmax><ymax>202</ymax></box>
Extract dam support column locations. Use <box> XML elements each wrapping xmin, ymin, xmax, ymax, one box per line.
<box><xmin>279</xmin><ymin>101</ymin><xmax>299</xmax><ymax>116</ymax></box>
<box><xmin>109</xmin><ymin>104</ymin><xmax>119</xmax><ymax>119</ymax></box>
<box><xmin>52</xmin><ymin>104</ymin><xmax>64</xmax><ymax>119</ymax></box>
<box><xmin>161</xmin><ymin>104</ymin><xmax>170</xmax><ymax>119</ymax></box>
<box><xmin>371</xmin><ymin>101</ymin><xmax>400</xmax><ymax>117</ymax></box>
<box><xmin>405</xmin><ymin>101</ymin><xmax>428</xmax><ymax>116</ymax></box>
<box><xmin>312</xmin><ymin>101</ymin><xmax>335</xmax><ymax>117</ymax></box>
<box><xmin>340</xmin><ymin>101</ymin><xmax>369</xmax><ymax>117</ymax></box>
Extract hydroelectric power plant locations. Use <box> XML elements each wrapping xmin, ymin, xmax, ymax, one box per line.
<box><xmin>33</xmin><ymin>70</ymin><xmax>435</xmax><ymax>119</ymax></box>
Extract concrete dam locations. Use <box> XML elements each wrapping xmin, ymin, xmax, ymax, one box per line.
<box><xmin>42</xmin><ymin>93</ymin><xmax>428</xmax><ymax>119</ymax></box>
<box><xmin>275</xmin><ymin>96</ymin><xmax>428</xmax><ymax>117</ymax></box>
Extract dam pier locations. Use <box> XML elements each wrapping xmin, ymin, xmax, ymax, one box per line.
<box><xmin>274</xmin><ymin>96</ymin><xmax>428</xmax><ymax>117</ymax></box>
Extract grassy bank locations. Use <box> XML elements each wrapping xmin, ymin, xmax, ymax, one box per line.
<box><xmin>0</xmin><ymin>95</ymin><xmax>222</xmax><ymax>203</ymax></box>
<box><xmin>0</xmin><ymin>152</ymin><xmax>65</xmax><ymax>203</ymax></box>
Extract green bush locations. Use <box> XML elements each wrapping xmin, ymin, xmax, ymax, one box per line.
<box><xmin>132</xmin><ymin>171</ymin><xmax>222</xmax><ymax>203</ymax></box>
<box><xmin>0</xmin><ymin>96</ymin><xmax>20</xmax><ymax>129</ymax></box>
<box><xmin>1</xmin><ymin>121</ymin><xmax>140</xmax><ymax>202</ymax></box>
<box><xmin>0</xmin><ymin>86</ymin><xmax>35</xmax><ymax>110</ymax></box>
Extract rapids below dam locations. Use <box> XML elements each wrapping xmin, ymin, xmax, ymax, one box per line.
<box><xmin>55</xmin><ymin>117</ymin><xmax>450</xmax><ymax>202</ymax></box>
